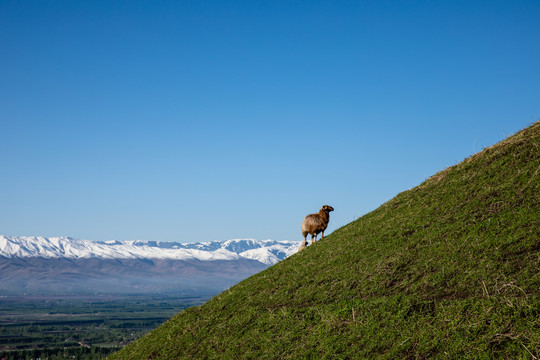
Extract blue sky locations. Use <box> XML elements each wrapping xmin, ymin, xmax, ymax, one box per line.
<box><xmin>1</xmin><ymin>0</ymin><xmax>539</xmax><ymax>243</ymax></box>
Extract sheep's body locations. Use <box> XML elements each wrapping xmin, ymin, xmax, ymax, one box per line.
<box><xmin>301</xmin><ymin>205</ymin><xmax>334</xmax><ymax>246</ymax></box>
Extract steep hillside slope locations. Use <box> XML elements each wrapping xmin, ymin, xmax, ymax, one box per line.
<box><xmin>111</xmin><ymin>122</ymin><xmax>539</xmax><ymax>359</ymax></box>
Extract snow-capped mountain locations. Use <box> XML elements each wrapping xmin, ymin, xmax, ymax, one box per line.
<box><xmin>0</xmin><ymin>236</ymin><xmax>300</xmax><ymax>296</ymax></box>
<box><xmin>0</xmin><ymin>236</ymin><xmax>297</xmax><ymax>265</ymax></box>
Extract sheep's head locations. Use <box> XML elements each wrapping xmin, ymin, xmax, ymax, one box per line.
<box><xmin>321</xmin><ymin>205</ymin><xmax>334</xmax><ymax>212</ymax></box>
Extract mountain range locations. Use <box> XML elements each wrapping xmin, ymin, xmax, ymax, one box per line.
<box><xmin>0</xmin><ymin>236</ymin><xmax>299</xmax><ymax>296</ymax></box>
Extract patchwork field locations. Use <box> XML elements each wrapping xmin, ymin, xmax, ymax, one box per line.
<box><xmin>0</xmin><ymin>295</ymin><xmax>208</xmax><ymax>360</ymax></box>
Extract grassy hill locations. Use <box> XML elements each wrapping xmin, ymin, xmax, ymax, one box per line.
<box><xmin>110</xmin><ymin>121</ymin><xmax>539</xmax><ymax>359</ymax></box>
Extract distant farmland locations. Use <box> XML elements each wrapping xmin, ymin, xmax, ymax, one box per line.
<box><xmin>0</xmin><ymin>295</ymin><xmax>208</xmax><ymax>360</ymax></box>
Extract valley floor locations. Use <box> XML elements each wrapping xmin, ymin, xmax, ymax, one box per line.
<box><xmin>0</xmin><ymin>294</ymin><xmax>209</xmax><ymax>360</ymax></box>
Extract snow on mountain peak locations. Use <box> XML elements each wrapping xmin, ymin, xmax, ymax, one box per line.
<box><xmin>0</xmin><ymin>236</ymin><xmax>299</xmax><ymax>265</ymax></box>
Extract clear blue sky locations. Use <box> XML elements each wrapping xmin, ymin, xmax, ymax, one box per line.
<box><xmin>1</xmin><ymin>0</ymin><xmax>539</xmax><ymax>243</ymax></box>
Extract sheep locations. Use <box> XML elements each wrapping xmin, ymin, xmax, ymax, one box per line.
<box><xmin>297</xmin><ymin>239</ymin><xmax>308</xmax><ymax>252</ymax></box>
<box><xmin>301</xmin><ymin>205</ymin><xmax>334</xmax><ymax>246</ymax></box>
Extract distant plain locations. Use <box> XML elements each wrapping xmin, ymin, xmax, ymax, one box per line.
<box><xmin>0</xmin><ymin>294</ymin><xmax>208</xmax><ymax>360</ymax></box>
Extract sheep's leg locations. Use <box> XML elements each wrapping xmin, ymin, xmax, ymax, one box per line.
<box><xmin>312</xmin><ymin>234</ymin><xmax>316</xmax><ymax>244</ymax></box>
<box><xmin>321</xmin><ymin>231</ymin><xmax>324</xmax><ymax>240</ymax></box>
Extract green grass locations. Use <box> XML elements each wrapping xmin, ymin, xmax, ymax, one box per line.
<box><xmin>110</xmin><ymin>121</ymin><xmax>540</xmax><ymax>359</ymax></box>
